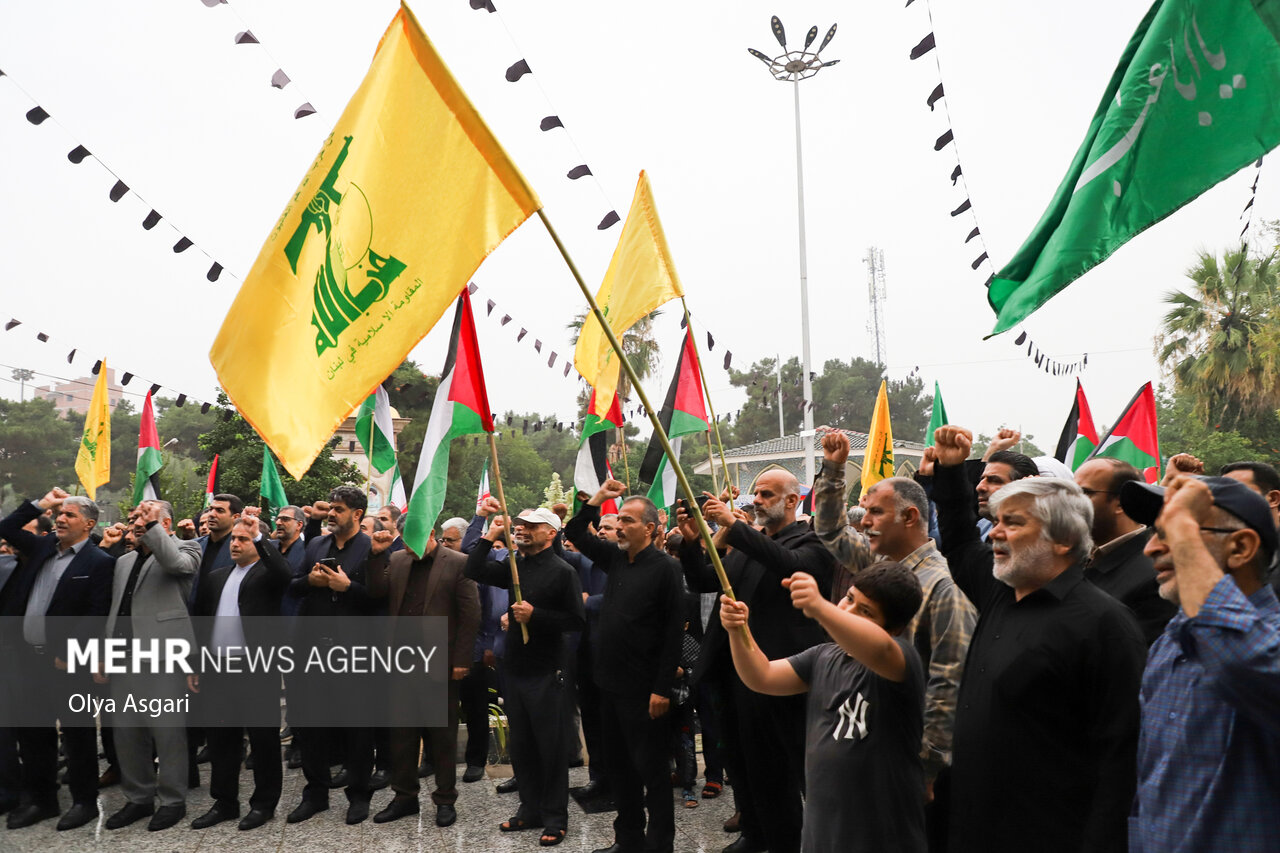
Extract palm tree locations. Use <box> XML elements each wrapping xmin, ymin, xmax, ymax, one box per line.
<box><xmin>1157</xmin><ymin>247</ymin><xmax>1280</xmax><ymax>425</ymax></box>
<box><xmin>566</xmin><ymin>309</ymin><xmax>663</xmax><ymax>407</ymax></box>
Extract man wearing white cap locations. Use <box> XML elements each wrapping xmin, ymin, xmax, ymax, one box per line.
<box><xmin>465</xmin><ymin>507</ymin><xmax>584</xmax><ymax>847</ymax></box>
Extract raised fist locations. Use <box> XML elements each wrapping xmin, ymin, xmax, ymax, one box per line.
<box><xmin>932</xmin><ymin>426</ymin><xmax>974</xmax><ymax>468</ymax></box>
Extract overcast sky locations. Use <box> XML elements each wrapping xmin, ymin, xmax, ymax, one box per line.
<box><xmin>1</xmin><ymin>0</ymin><xmax>1271</xmax><ymax>456</ymax></box>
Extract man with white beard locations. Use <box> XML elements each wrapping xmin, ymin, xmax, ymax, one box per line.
<box><xmin>930</xmin><ymin>426</ymin><xmax>1145</xmax><ymax>853</ymax></box>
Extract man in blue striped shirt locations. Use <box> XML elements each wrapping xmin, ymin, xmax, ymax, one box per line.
<box><xmin>1121</xmin><ymin>474</ymin><xmax>1280</xmax><ymax>853</ymax></box>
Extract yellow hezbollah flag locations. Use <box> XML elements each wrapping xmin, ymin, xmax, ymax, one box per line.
<box><xmin>861</xmin><ymin>380</ymin><xmax>894</xmax><ymax>498</ymax></box>
<box><xmin>575</xmin><ymin>171</ymin><xmax>684</xmax><ymax>416</ymax></box>
<box><xmin>75</xmin><ymin>362</ymin><xmax>111</xmax><ymax>500</ymax></box>
<box><xmin>210</xmin><ymin>3</ymin><xmax>540</xmax><ymax>478</ymax></box>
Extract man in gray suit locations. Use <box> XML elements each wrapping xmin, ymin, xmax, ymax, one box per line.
<box><xmin>99</xmin><ymin>500</ymin><xmax>201</xmax><ymax>832</ymax></box>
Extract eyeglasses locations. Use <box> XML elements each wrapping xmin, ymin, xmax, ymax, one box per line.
<box><xmin>1153</xmin><ymin>525</ymin><xmax>1244</xmax><ymax>539</ymax></box>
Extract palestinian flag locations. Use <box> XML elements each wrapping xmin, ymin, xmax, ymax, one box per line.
<box><xmin>260</xmin><ymin>446</ymin><xmax>289</xmax><ymax>516</ymax></box>
<box><xmin>204</xmin><ymin>453</ymin><xmax>219</xmax><ymax>509</ymax></box>
<box><xmin>403</xmin><ymin>291</ymin><xmax>494</xmax><ymax>556</ymax></box>
<box><xmin>356</xmin><ymin>385</ymin><xmax>407</xmax><ymax>510</ymax></box>
<box><xmin>639</xmin><ymin>329</ymin><xmax>708</xmax><ymax>508</ymax></box>
<box><xmin>1054</xmin><ymin>380</ymin><xmax>1099</xmax><ymax>471</ymax></box>
<box><xmin>133</xmin><ymin>391</ymin><xmax>163</xmax><ymax>504</ymax></box>
<box><xmin>476</xmin><ymin>457</ymin><xmax>491</xmax><ymax>510</ymax></box>
<box><xmin>575</xmin><ymin>387</ymin><xmax>623</xmax><ymax>513</ymax></box>
<box><xmin>924</xmin><ymin>381</ymin><xmax>948</xmax><ymax>447</ymax></box>
<box><xmin>1090</xmin><ymin>381</ymin><xmax>1160</xmax><ymax>483</ymax></box>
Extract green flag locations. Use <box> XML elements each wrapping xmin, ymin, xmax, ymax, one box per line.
<box><xmin>260</xmin><ymin>446</ymin><xmax>289</xmax><ymax>516</ymax></box>
<box><xmin>924</xmin><ymin>381</ymin><xmax>948</xmax><ymax>447</ymax></box>
<box><xmin>988</xmin><ymin>0</ymin><xmax>1280</xmax><ymax>335</ymax></box>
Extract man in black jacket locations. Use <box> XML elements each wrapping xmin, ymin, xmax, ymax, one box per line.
<box><xmin>189</xmin><ymin>516</ymin><xmax>292</xmax><ymax>831</ymax></box>
<box><xmin>932</xmin><ymin>426</ymin><xmax>1144</xmax><ymax>853</ymax></box>
<box><xmin>0</xmin><ymin>488</ymin><xmax>114</xmax><ymax>831</ymax></box>
<box><xmin>1075</xmin><ymin>458</ymin><xmax>1176</xmax><ymax>644</ymax></box>
<box><xmin>675</xmin><ymin>469</ymin><xmax>833</xmax><ymax>853</ymax></box>
<box><xmin>467</xmin><ymin>507</ymin><xmax>584</xmax><ymax>846</ymax></box>
<box><xmin>284</xmin><ymin>486</ymin><xmax>387</xmax><ymax>825</ymax></box>
<box><xmin>567</xmin><ymin>482</ymin><xmax>687</xmax><ymax>853</ymax></box>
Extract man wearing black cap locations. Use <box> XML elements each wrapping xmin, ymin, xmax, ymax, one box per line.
<box><xmin>1121</xmin><ymin>474</ymin><xmax>1280</xmax><ymax>853</ymax></box>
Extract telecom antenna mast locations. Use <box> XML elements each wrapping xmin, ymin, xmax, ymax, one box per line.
<box><xmin>864</xmin><ymin>246</ymin><xmax>888</xmax><ymax>366</ymax></box>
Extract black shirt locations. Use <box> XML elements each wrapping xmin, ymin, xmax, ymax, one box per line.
<box><xmin>935</xmin><ymin>462</ymin><xmax>1146</xmax><ymax>853</ymax></box>
<box><xmin>464</xmin><ymin>539</ymin><xmax>584</xmax><ymax>675</ymax></box>
<box><xmin>565</xmin><ymin>504</ymin><xmax>685</xmax><ymax>697</ymax></box>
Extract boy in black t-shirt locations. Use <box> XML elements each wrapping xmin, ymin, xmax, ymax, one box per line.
<box><xmin>721</xmin><ymin>561</ymin><xmax>927</xmax><ymax>853</ymax></box>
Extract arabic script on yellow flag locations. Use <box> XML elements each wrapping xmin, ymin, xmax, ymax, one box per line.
<box><xmin>575</xmin><ymin>171</ymin><xmax>684</xmax><ymax>416</ymax></box>
<box><xmin>210</xmin><ymin>2</ymin><xmax>540</xmax><ymax>478</ymax></box>
<box><xmin>861</xmin><ymin>380</ymin><xmax>894</xmax><ymax>499</ymax></box>
<box><xmin>75</xmin><ymin>362</ymin><xmax>111</xmax><ymax>500</ymax></box>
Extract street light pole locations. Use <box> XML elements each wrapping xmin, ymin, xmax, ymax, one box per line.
<box><xmin>749</xmin><ymin>17</ymin><xmax>838</xmax><ymax>486</ymax></box>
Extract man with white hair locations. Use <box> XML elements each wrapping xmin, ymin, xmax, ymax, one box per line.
<box><xmin>439</xmin><ymin>517</ymin><xmax>468</xmax><ymax>552</ymax></box>
<box><xmin>932</xmin><ymin>426</ymin><xmax>1145</xmax><ymax>853</ymax></box>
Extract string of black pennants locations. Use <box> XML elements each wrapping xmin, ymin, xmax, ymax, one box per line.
<box><xmin>905</xmin><ymin>0</ymin><xmax>1088</xmax><ymax>378</ymax></box>
<box><xmin>1</xmin><ymin>68</ymin><xmax>234</xmax><ymax>286</ymax></box>
<box><xmin>1233</xmin><ymin>157</ymin><xmax>1265</xmax><ymax>278</ymax></box>
<box><xmin>1</xmin><ymin>81</ymin><xmax>589</xmax><ymax>397</ymax></box>
<box><xmin>194</xmin><ymin>0</ymin><xmax>317</xmax><ymax>120</ymax></box>
<box><xmin>0</xmin><ymin>314</ymin><xmax>218</xmax><ymax>414</ymax></box>
<box><xmin>470</xmin><ymin>1</ymin><xmax>749</xmax><ymax>401</ymax></box>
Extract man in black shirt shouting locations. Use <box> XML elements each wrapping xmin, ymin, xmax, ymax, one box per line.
<box><xmin>465</xmin><ymin>507</ymin><xmax>584</xmax><ymax>847</ymax></box>
<box><xmin>566</xmin><ymin>480</ymin><xmax>684</xmax><ymax>853</ymax></box>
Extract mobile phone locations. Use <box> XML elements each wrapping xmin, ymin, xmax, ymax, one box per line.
<box><xmin>318</xmin><ymin>557</ymin><xmax>337</xmax><ymax>569</ymax></box>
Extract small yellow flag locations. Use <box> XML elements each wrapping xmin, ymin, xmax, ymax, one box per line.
<box><xmin>574</xmin><ymin>171</ymin><xmax>684</xmax><ymax>416</ymax></box>
<box><xmin>75</xmin><ymin>363</ymin><xmax>111</xmax><ymax>500</ymax></box>
<box><xmin>210</xmin><ymin>3</ymin><xmax>540</xmax><ymax>478</ymax></box>
<box><xmin>861</xmin><ymin>380</ymin><xmax>894</xmax><ymax>498</ymax></box>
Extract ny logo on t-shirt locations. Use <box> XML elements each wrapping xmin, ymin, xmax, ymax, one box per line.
<box><xmin>833</xmin><ymin>691</ymin><xmax>869</xmax><ymax>741</ymax></box>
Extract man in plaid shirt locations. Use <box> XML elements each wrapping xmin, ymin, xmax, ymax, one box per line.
<box><xmin>1120</xmin><ymin>474</ymin><xmax>1280</xmax><ymax>853</ymax></box>
<box><xmin>811</xmin><ymin>431</ymin><xmax>976</xmax><ymax>798</ymax></box>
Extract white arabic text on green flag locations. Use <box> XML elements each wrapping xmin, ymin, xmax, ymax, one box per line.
<box><xmin>988</xmin><ymin>0</ymin><xmax>1280</xmax><ymax>335</ymax></box>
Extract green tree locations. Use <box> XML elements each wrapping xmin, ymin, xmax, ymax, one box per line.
<box><xmin>567</xmin><ymin>309</ymin><xmax>663</xmax><ymax>408</ymax></box>
<box><xmin>105</xmin><ymin>398</ymin><xmax>139</xmax><ymax>493</ymax></box>
<box><xmin>1156</xmin><ymin>384</ymin><xmax>1280</xmax><ymax>472</ymax></box>
<box><xmin>197</xmin><ymin>392</ymin><xmax>360</xmax><ymax>508</ymax></box>
<box><xmin>0</xmin><ymin>398</ymin><xmax>79</xmax><ymax>508</ymax></box>
<box><xmin>726</xmin><ymin>356</ymin><xmax>934</xmax><ymax>447</ymax></box>
<box><xmin>1157</xmin><ymin>248</ymin><xmax>1280</xmax><ymax>425</ymax></box>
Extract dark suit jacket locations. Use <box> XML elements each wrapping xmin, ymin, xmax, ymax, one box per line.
<box><xmin>370</xmin><ymin>545</ymin><xmax>480</xmax><ymax>672</ymax></box>
<box><xmin>191</xmin><ymin>537</ymin><xmax>292</xmax><ymax>652</ymax></box>
<box><xmin>190</xmin><ymin>531</ymin><xmax>234</xmax><ymax>607</ymax></box>
<box><xmin>680</xmin><ymin>519</ymin><xmax>833</xmax><ymax>686</ymax></box>
<box><xmin>0</xmin><ymin>501</ymin><xmax>114</xmax><ymax>654</ymax></box>
<box><xmin>1085</xmin><ymin>528</ymin><xmax>1176</xmax><ymax>645</ymax></box>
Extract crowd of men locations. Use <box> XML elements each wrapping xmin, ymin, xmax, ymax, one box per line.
<box><xmin>0</xmin><ymin>422</ymin><xmax>1277</xmax><ymax>852</ymax></box>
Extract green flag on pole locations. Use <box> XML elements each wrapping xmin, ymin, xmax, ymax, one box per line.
<box><xmin>924</xmin><ymin>381</ymin><xmax>948</xmax><ymax>447</ymax></box>
<box><xmin>987</xmin><ymin>0</ymin><xmax>1280</xmax><ymax>335</ymax></box>
<box><xmin>260</xmin><ymin>445</ymin><xmax>289</xmax><ymax>516</ymax></box>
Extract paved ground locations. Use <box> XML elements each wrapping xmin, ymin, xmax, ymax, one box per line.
<box><xmin>1</xmin><ymin>761</ymin><xmax>737</xmax><ymax>853</ymax></box>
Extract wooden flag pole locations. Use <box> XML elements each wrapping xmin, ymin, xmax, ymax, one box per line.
<box><xmin>486</xmin><ymin>431</ymin><xmax>529</xmax><ymax>645</ymax></box>
<box><xmin>537</xmin><ymin>210</ymin><xmax>748</xmax><ymax>646</ymax></box>
<box><xmin>619</xmin><ymin>429</ymin><xmax>632</xmax><ymax>491</ymax></box>
<box><xmin>680</xmin><ymin>299</ymin><xmax>733</xmax><ymax>493</ymax></box>
<box><xmin>365</xmin><ymin>399</ymin><xmax>376</xmax><ymax>499</ymax></box>
<box><xmin>705</xmin><ymin>431</ymin><xmax>720</xmax><ymax>497</ymax></box>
